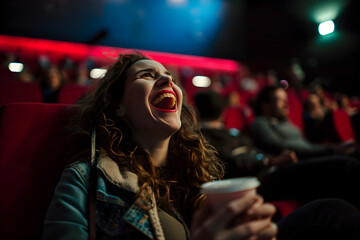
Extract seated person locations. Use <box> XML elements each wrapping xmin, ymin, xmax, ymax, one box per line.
<box><xmin>39</xmin><ymin>65</ymin><xmax>66</xmax><ymax>103</ymax></box>
<box><xmin>193</xmin><ymin>89</ymin><xmax>297</xmax><ymax>179</ymax></box>
<box><xmin>250</xmin><ymin>86</ymin><xmax>355</xmax><ymax>159</ymax></box>
<box><xmin>303</xmin><ymin>93</ymin><xmax>339</xmax><ymax>143</ymax></box>
<box><xmin>336</xmin><ymin>93</ymin><xmax>358</xmax><ymax>117</ymax></box>
<box><xmin>43</xmin><ymin>54</ymin><xmax>277</xmax><ymax>239</ymax></box>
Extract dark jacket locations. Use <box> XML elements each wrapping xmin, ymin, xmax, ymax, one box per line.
<box><xmin>250</xmin><ymin>116</ymin><xmax>332</xmax><ymax>158</ymax></box>
<box><xmin>200</xmin><ymin>126</ymin><xmax>268</xmax><ymax>178</ymax></box>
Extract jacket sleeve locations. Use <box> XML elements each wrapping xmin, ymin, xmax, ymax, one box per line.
<box><xmin>232</xmin><ymin>151</ymin><xmax>267</xmax><ymax>177</ymax></box>
<box><xmin>43</xmin><ymin>165</ymin><xmax>90</xmax><ymax>240</ymax></box>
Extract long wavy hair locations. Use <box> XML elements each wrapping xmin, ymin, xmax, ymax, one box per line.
<box><xmin>67</xmin><ymin>53</ymin><xmax>224</xmax><ymax>223</ymax></box>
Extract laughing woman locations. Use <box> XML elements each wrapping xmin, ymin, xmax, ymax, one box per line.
<box><xmin>43</xmin><ymin>53</ymin><xmax>278</xmax><ymax>239</ymax></box>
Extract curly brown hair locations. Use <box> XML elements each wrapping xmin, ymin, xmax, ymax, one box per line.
<box><xmin>67</xmin><ymin>53</ymin><xmax>224</xmax><ymax>224</ymax></box>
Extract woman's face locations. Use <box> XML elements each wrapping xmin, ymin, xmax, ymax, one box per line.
<box><xmin>118</xmin><ymin>59</ymin><xmax>183</xmax><ymax>138</ymax></box>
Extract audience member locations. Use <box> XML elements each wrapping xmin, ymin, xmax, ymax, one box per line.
<box><xmin>250</xmin><ymin>86</ymin><xmax>356</xmax><ymax>159</ymax></box>
<box><xmin>336</xmin><ymin>93</ymin><xmax>360</xmax><ymax>143</ymax></box>
<box><xmin>336</xmin><ymin>93</ymin><xmax>359</xmax><ymax>117</ymax></box>
<box><xmin>310</xmin><ymin>82</ymin><xmax>335</xmax><ymax>111</ymax></box>
<box><xmin>39</xmin><ymin>65</ymin><xmax>66</xmax><ymax>103</ymax></box>
<box><xmin>44</xmin><ymin>53</ymin><xmax>277</xmax><ymax>239</ymax></box>
<box><xmin>59</xmin><ymin>56</ymin><xmax>77</xmax><ymax>83</ymax></box>
<box><xmin>303</xmin><ymin>93</ymin><xmax>339</xmax><ymax>143</ymax></box>
<box><xmin>75</xmin><ymin>65</ymin><xmax>92</xmax><ymax>86</ymax></box>
<box><xmin>222</xmin><ymin>90</ymin><xmax>254</xmax><ymax>133</ymax></box>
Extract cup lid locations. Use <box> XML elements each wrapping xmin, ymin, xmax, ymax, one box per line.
<box><xmin>201</xmin><ymin>177</ymin><xmax>260</xmax><ymax>194</ymax></box>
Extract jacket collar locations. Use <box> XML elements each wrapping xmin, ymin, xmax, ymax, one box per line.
<box><xmin>97</xmin><ymin>149</ymin><xmax>140</xmax><ymax>193</ymax></box>
<box><xmin>96</xmin><ymin>149</ymin><xmax>166</xmax><ymax>240</ymax></box>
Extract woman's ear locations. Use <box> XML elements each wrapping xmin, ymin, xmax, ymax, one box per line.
<box><xmin>116</xmin><ymin>105</ymin><xmax>126</xmax><ymax>117</ymax></box>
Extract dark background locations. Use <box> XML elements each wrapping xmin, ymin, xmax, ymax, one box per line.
<box><xmin>1</xmin><ymin>0</ymin><xmax>359</xmax><ymax>95</ymax></box>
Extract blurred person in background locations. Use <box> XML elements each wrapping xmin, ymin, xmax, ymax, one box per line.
<box><xmin>39</xmin><ymin>65</ymin><xmax>66</xmax><ymax>103</ymax></box>
<box><xmin>251</xmin><ymin>86</ymin><xmax>356</xmax><ymax>159</ymax></box>
<box><xmin>303</xmin><ymin>93</ymin><xmax>339</xmax><ymax>143</ymax></box>
<box><xmin>336</xmin><ymin>93</ymin><xmax>358</xmax><ymax>117</ymax></box>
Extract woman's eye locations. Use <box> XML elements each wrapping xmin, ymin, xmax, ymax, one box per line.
<box><xmin>140</xmin><ymin>72</ymin><xmax>154</xmax><ymax>78</ymax></box>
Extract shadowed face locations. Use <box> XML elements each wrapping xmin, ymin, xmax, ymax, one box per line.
<box><xmin>271</xmin><ymin>88</ymin><xmax>289</xmax><ymax>120</ymax></box>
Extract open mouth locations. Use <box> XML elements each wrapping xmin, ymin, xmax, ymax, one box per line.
<box><xmin>151</xmin><ymin>91</ymin><xmax>177</xmax><ymax>111</ymax></box>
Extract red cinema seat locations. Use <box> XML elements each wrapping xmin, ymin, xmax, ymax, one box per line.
<box><xmin>0</xmin><ymin>80</ymin><xmax>43</xmax><ymax>106</ymax></box>
<box><xmin>287</xmin><ymin>88</ymin><xmax>304</xmax><ymax>131</ymax></box>
<box><xmin>57</xmin><ymin>83</ymin><xmax>90</xmax><ymax>104</ymax></box>
<box><xmin>224</xmin><ymin>106</ymin><xmax>254</xmax><ymax>132</ymax></box>
<box><xmin>269</xmin><ymin>200</ymin><xmax>304</xmax><ymax>220</ymax></box>
<box><xmin>0</xmin><ymin>102</ymin><xmax>75</xmax><ymax>239</ymax></box>
<box><xmin>224</xmin><ymin>107</ymin><xmax>245</xmax><ymax>131</ymax></box>
<box><xmin>332</xmin><ymin>109</ymin><xmax>355</xmax><ymax>142</ymax></box>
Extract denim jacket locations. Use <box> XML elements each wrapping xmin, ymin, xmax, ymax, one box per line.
<box><xmin>43</xmin><ymin>150</ymin><xmax>186</xmax><ymax>239</ymax></box>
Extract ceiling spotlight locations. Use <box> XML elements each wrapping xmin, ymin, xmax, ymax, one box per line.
<box><xmin>318</xmin><ymin>20</ymin><xmax>335</xmax><ymax>36</ymax></box>
<box><xmin>8</xmin><ymin>62</ymin><xmax>24</xmax><ymax>72</ymax></box>
<box><xmin>192</xmin><ymin>76</ymin><xmax>211</xmax><ymax>88</ymax></box>
<box><xmin>90</xmin><ymin>68</ymin><xmax>107</xmax><ymax>79</ymax></box>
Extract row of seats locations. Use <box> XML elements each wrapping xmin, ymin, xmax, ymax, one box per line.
<box><xmin>0</xmin><ymin>80</ymin><xmax>88</xmax><ymax>105</ymax></box>
<box><xmin>1</xmin><ymin>79</ymin><xmax>356</xmax><ymax>143</ymax></box>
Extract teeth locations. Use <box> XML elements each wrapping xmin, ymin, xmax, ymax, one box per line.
<box><xmin>152</xmin><ymin>93</ymin><xmax>176</xmax><ymax>107</ymax></box>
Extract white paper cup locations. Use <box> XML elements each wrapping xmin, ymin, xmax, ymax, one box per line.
<box><xmin>201</xmin><ymin>177</ymin><xmax>260</xmax><ymax>210</ymax></box>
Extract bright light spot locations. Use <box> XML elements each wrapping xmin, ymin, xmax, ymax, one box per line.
<box><xmin>318</xmin><ymin>20</ymin><xmax>335</xmax><ymax>35</ymax></box>
<box><xmin>8</xmin><ymin>62</ymin><xmax>24</xmax><ymax>72</ymax></box>
<box><xmin>192</xmin><ymin>76</ymin><xmax>211</xmax><ymax>87</ymax></box>
<box><xmin>90</xmin><ymin>68</ymin><xmax>107</xmax><ymax>79</ymax></box>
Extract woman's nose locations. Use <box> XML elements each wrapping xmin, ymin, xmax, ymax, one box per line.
<box><xmin>157</xmin><ymin>74</ymin><xmax>173</xmax><ymax>87</ymax></box>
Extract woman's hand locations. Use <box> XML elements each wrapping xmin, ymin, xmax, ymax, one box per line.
<box><xmin>191</xmin><ymin>194</ymin><xmax>277</xmax><ymax>240</ymax></box>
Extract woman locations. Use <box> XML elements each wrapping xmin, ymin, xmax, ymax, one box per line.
<box><xmin>43</xmin><ymin>53</ymin><xmax>277</xmax><ymax>239</ymax></box>
<box><xmin>44</xmin><ymin>53</ymin><xmax>360</xmax><ymax>240</ymax></box>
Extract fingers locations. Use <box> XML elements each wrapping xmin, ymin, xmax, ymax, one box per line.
<box><xmin>247</xmin><ymin>203</ymin><xmax>277</xmax><ymax>220</ymax></box>
<box><xmin>233</xmin><ymin>202</ymin><xmax>276</xmax><ymax>225</ymax></box>
<box><xmin>219</xmin><ymin>218</ymin><xmax>277</xmax><ymax>240</ymax></box>
<box><xmin>192</xmin><ymin>195</ymin><xmax>258</xmax><ymax>239</ymax></box>
<box><xmin>247</xmin><ymin>195</ymin><xmax>264</xmax><ymax>214</ymax></box>
<box><xmin>278</xmin><ymin>150</ymin><xmax>298</xmax><ymax>165</ymax></box>
<box><xmin>289</xmin><ymin>151</ymin><xmax>298</xmax><ymax>164</ymax></box>
<box><xmin>257</xmin><ymin>223</ymin><xmax>278</xmax><ymax>240</ymax></box>
<box><xmin>209</xmin><ymin>195</ymin><xmax>258</xmax><ymax>229</ymax></box>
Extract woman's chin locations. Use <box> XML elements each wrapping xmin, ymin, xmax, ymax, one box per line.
<box><xmin>157</xmin><ymin>119</ymin><xmax>181</xmax><ymax>136</ymax></box>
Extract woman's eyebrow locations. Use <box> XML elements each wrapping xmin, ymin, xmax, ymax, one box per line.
<box><xmin>135</xmin><ymin>68</ymin><xmax>154</xmax><ymax>75</ymax></box>
<box><xmin>135</xmin><ymin>68</ymin><xmax>172</xmax><ymax>77</ymax></box>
